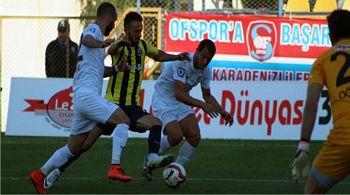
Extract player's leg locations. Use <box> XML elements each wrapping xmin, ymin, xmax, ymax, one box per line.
<box><xmin>305</xmin><ymin>133</ymin><xmax>350</xmax><ymax>194</ymax></box>
<box><xmin>77</xmin><ymin>102</ymin><xmax>131</xmax><ymax>182</ymax></box>
<box><xmin>43</xmin><ymin>109</ymin><xmax>130</xmax><ymax>188</ymax></box>
<box><xmin>43</xmin><ymin>125</ymin><xmax>105</xmax><ymax>189</ymax></box>
<box><xmin>30</xmin><ymin>140</ymin><xmax>80</xmax><ymax>194</ymax></box>
<box><xmin>176</xmin><ymin>113</ymin><xmax>200</xmax><ymax>167</ymax></box>
<box><xmin>106</xmin><ymin>111</ymin><xmax>132</xmax><ymax>181</ymax></box>
<box><xmin>40</xmin><ymin>94</ymin><xmax>130</xmax><ymax>189</ymax></box>
<box><xmin>136</xmin><ymin>114</ymin><xmax>162</xmax><ymax>157</ymax></box>
<box><xmin>29</xmin><ymin>102</ymin><xmax>91</xmax><ymax>194</ymax></box>
<box><xmin>304</xmin><ymin>173</ymin><xmax>330</xmax><ymax>193</ymax></box>
<box><xmin>152</xmin><ymin>102</ymin><xmax>184</xmax><ymax>154</ymax></box>
<box><xmin>57</xmin><ymin>108</ymin><xmax>129</xmax><ymax>172</ymax></box>
<box><xmin>135</xmin><ymin>107</ymin><xmax>175</xmax><ymax>159</ymax></box>
<box><xmin>135</xmin><ymin>111</ymin><xmax>175</xmax><ymax>180</ymax></box>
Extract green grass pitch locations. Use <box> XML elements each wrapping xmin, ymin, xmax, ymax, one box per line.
<box><xmin>1</xmin><ymin>133</ymin><xmax>349</xmax><ymax>194</ymax></box>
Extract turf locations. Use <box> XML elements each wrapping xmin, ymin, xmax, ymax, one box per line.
<box><xmin>1</xmin><ymin>134</ymin><xmax>349</xmax><ymax>194</ymax></box>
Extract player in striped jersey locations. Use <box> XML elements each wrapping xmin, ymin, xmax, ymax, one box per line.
<box><xmin>105</xmin><ymin>12</ymin><xmax>191</xmax><ymax>181</ymax></box>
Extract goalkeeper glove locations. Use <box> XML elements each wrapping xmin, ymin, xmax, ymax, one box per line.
<box><xmin>291</xmin><ymin>141</ymin><xmax>310</xmax><ymax>183</ymax></box>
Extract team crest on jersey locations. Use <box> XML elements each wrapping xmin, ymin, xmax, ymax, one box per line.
<box><xmin>137</xmin><ymin>48</ymin><xmax>143</xmax><ymax>56</ymax></box>
<box><xmin>177</xmin><ymin>67</ymin><xmax>186</xmax><ymax>78</ymax></box>
<box><xmin>247</xmin><ymin>21</ymin><xmax>277</xmax><ymax>62</ymax></box>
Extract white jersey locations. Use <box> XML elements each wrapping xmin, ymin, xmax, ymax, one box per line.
<box><xmin>153</xmin><ymin>54</ymin><xmax>210</xmax><ymax>104</ymax></box>
<box><xmin>73</xmin><ymin>23</ymin><xmax>105</xmax><ymax>95</ymax></box>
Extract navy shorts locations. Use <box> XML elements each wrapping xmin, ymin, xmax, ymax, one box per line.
<box><xmin>98</xmin><ymin>104</ymin><xmax>149</xmax><ymax>135</ymax></box>
<box><xmin>121</xmin><ymin>105</ymin><xmax>149</xmax><ymax>132</ymax></box>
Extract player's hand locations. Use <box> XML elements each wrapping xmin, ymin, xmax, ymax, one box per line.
<box><xmin>177</xmin><ymin>52</ymin><xmax>191</xmax><ymax>61</ymax></box>
<box><xmin>291</xmin><ymin>141</ymin><xmax>310</xmax><ymax>183</ymax></box>
<box><xmin>101</xmin><ymin>38</ymin><xmax>115</xmax><ymax>48</ymax></box>
<box><xmin>115</xmin><ymin>58</ymin><xmax>131</xmax><ymax>72</ymax></box>
<box><xmin>221</xmin><ymin>111</ymin><xmax>233</xmax><ymax>126</ymax></box>
<box><xmin>201</xmin><ymin>103</ymin><xmax>219</xmax><ymax>118</ymax></box>
<box><xmin>120</xmin><ymin>39</ymin><xmax>132</xmax><ymax>47</ymax></box>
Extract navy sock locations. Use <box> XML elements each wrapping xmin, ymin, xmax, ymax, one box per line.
<box><xmin>148</xmin><ymin>125</ymin><xmax>161</xmax><ymax>154</ymax></box>
<box><xmin>59</xmin><ymin>154</ymin><xmax>80</xmax><ymax>172</ymax></box>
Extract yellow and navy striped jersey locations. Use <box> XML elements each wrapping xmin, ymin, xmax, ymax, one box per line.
<box><xmin>105</xmin><ymin>39</ymin><xmax>158</xmax><ymax>106</ymax></box>
<box><xmin>309</xmin><ymin>38</ymin><xmax>350</xmax><ymax>144</ymax></box>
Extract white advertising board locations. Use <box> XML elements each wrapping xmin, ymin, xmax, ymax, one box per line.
<box><xmin>6</xmin><ymin>78</ymin><xmax>332</xmax><ymax>140</ymax></box>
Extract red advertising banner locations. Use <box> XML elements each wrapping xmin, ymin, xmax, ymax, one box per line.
<box><xmin>6</xmin><ymin>78</ymin><xmax>331</xmax><ymax>140</ymax></box>
<box><xmin>164</xmin><ymin>13</ymin><xmax>331</xmax><ymax>82</ymax></box>
<box><xmin>165</xmin><ymin>13</ymin><xmax>330</xmax><ymax>60</ymax></box>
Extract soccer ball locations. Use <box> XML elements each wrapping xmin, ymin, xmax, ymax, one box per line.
<box><xmin>162</xmin><ymin>163</ymin><xmax>186</xmax><ymax>188</ymax></box>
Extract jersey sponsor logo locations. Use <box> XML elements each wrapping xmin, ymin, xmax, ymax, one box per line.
<box><xmin>23</xmin><ymin>87</ymin><xmax>73</xmax><ymax>129</ymax></box>
<box><xmin>135</xmin><ymin>63</ymin><xmax>142</xmax><ymax>71</ymax></box>
<box><xmin>247</xmin><ymin>21</ymin><xmax>277</xmax><ymax>62</ymax></box>
<box><xmin>137</xmin><ymin>48</ymin><xmax>143</xmax><ymax>57</ymax></box>
<box><xmin>339</xmin><ymin>87</ymin><xmax>350</xmax><ymax>99</ymax></box>
<box><xmin>129</xmin><ymin>63</ymin><xmax>142</xmax><ymax>71</ymax></box>
<box><xmin>177</xmin><ymin>67</ymin><xmax>186</xmax><ymax>78</ymax></box>
<box><xmin>334</xmin><ymin>45</ymin><xmax>350</xmax><ymax>51</ymax></box>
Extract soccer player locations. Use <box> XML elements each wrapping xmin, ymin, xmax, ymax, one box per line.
<box><xmin>151</xmin><ymin>39</ymin><xmax>233</xmax><ymax>169</ymax></box>
<box><xmin>291</xmin><ymin>9</ymin><xmax>350</xmax><ymax>194</ymax></box>
<box><xmin>29</xmin><ymin>3</ymin><xmax>127</xmax><ymax>194</ymax></box>
<box><xmin>104</xmin><ymin>11</ymin><xmax>191</xmax><ymax>181</ymax></box>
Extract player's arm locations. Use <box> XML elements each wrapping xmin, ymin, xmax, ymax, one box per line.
<box><xmin>103</xmin><ymin>59</ymin><xmax>130</xmax><ymax>77</ymax></box>
<box><xmin>174</xmin><ymin>80</ymin><xmax>218</xmax><ymax>118</ymax></box>
<box><xmin>107</xmin><ymin>40</ymin><xmax>131</xmax><ymax>55</ymax></box>
<box><xmin>150</xmin><ymin>50</ymin><xmax>191</xmax><ymax>62</ymax></box>
<box><xmin>300</xmin><ymin>83</ymin><xmax>323</xmax><ymax>142</ymax></box>
<box><xmin>103</xmin><ymin>66</ymin><xmax>116</xmax><ymax>77</ymax></box>
<box><xmin>291</xmin><ymin>83</ymin><xmax>323</xmax><ymax>182</ymax></box>
<box><xmin>202</xmin><ymin>88</ymin><xmax>233</xmax><ymax>126</ymax></box>
<box><xmin>82</xmin><ymin>35</ymin><xmax>114</xmax><ymax>48</ymax></box>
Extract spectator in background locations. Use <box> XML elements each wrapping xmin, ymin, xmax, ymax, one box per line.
<box><xmin>45</xmin><ymin>19</ymin><xmax>78</xmax><ymax>78</ymax></box>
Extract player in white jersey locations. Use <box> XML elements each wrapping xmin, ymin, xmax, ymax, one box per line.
<box><xmin>152</xmin><ymin>39</ymin><xmax>233</xmax><ymax>169</ymax></box>
<box><xmin>29</xmin><ymin>3</ymin><xmax>130</xmax><ymax>194</ymax></box>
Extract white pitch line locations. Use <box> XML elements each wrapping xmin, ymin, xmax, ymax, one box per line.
<box><xmin>2</xmin><ymin>177</ymin><xmax>350</xmax><ymax>185</ymax></box>
<box><xmin>1</xmin><ymin>140</ymin><xmax>297</xmax><ymax>148</ymax></box>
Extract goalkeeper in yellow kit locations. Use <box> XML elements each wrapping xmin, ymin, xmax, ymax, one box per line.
<box><xmin>291</xmin><ymin>9</ymin><xmax>350</xmax><ymax>193</ymax></box>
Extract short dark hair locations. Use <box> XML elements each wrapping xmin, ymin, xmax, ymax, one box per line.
<box><xmin>327</xmin><ymin>9</ymin><xmax>350</xmax><ymax>40</ymax></box>
<box><xmin>124</xmin><ymin>12</ymin><xmax>143</xmax><ymax>28</ymax></box>
<box><xmin>97</xmin><ymin>2</ymin><xmax>116</xmax><ymax>18</ymax></box>
<box><xmin>197</xmin><ymin>39</ymin><xmax>216</xmax><ymax>54</ymax></box>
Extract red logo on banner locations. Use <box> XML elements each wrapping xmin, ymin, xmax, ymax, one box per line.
<box><xmin>24</xmin><ymin>87</ymin><xmax>73</xmax><ymax>128</ymax></box>
<box><xmin>247</xmin><ymin>21</ymin><xmax>277</xmax><ymax>62</ymax></box>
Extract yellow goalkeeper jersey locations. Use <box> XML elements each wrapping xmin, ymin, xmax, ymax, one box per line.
<box><xmin>309</xmin><ymin>38</ymin><xmax>350</xmax><ymax>144</ymax></box>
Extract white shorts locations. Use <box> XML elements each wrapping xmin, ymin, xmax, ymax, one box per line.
<box><xmin>152</xmin><ymin>98</ymin><xmax>194</xmax><ymax>127</ymax></box>
<box><xmin>70</xmin><ymin>89</ymin><xmax>119</xmax><ymax>136</ymax></box>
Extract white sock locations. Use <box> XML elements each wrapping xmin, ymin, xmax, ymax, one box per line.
<box><xmin>111</xmin><ymin>123</ymin><xmax>129</xmax><ymax>164</ymax></box>
<box><xmin>159</xmin><ymin>136</ymin><xmax>171</xmax><ymax>155</ymax></box>
<box><xmin>40</xmin><ymin>145</ymin><xmax>74</xmax><ymax>176</ymax></box>
<box><xmin>147</xmin><ymin>153</ymin><xmax>159</xmax><ymax>161</ymax></box>
<box><xmin>175</xmin><ymin>141</ymin><xmax>196</xmax><ymax>166</ymax></box>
